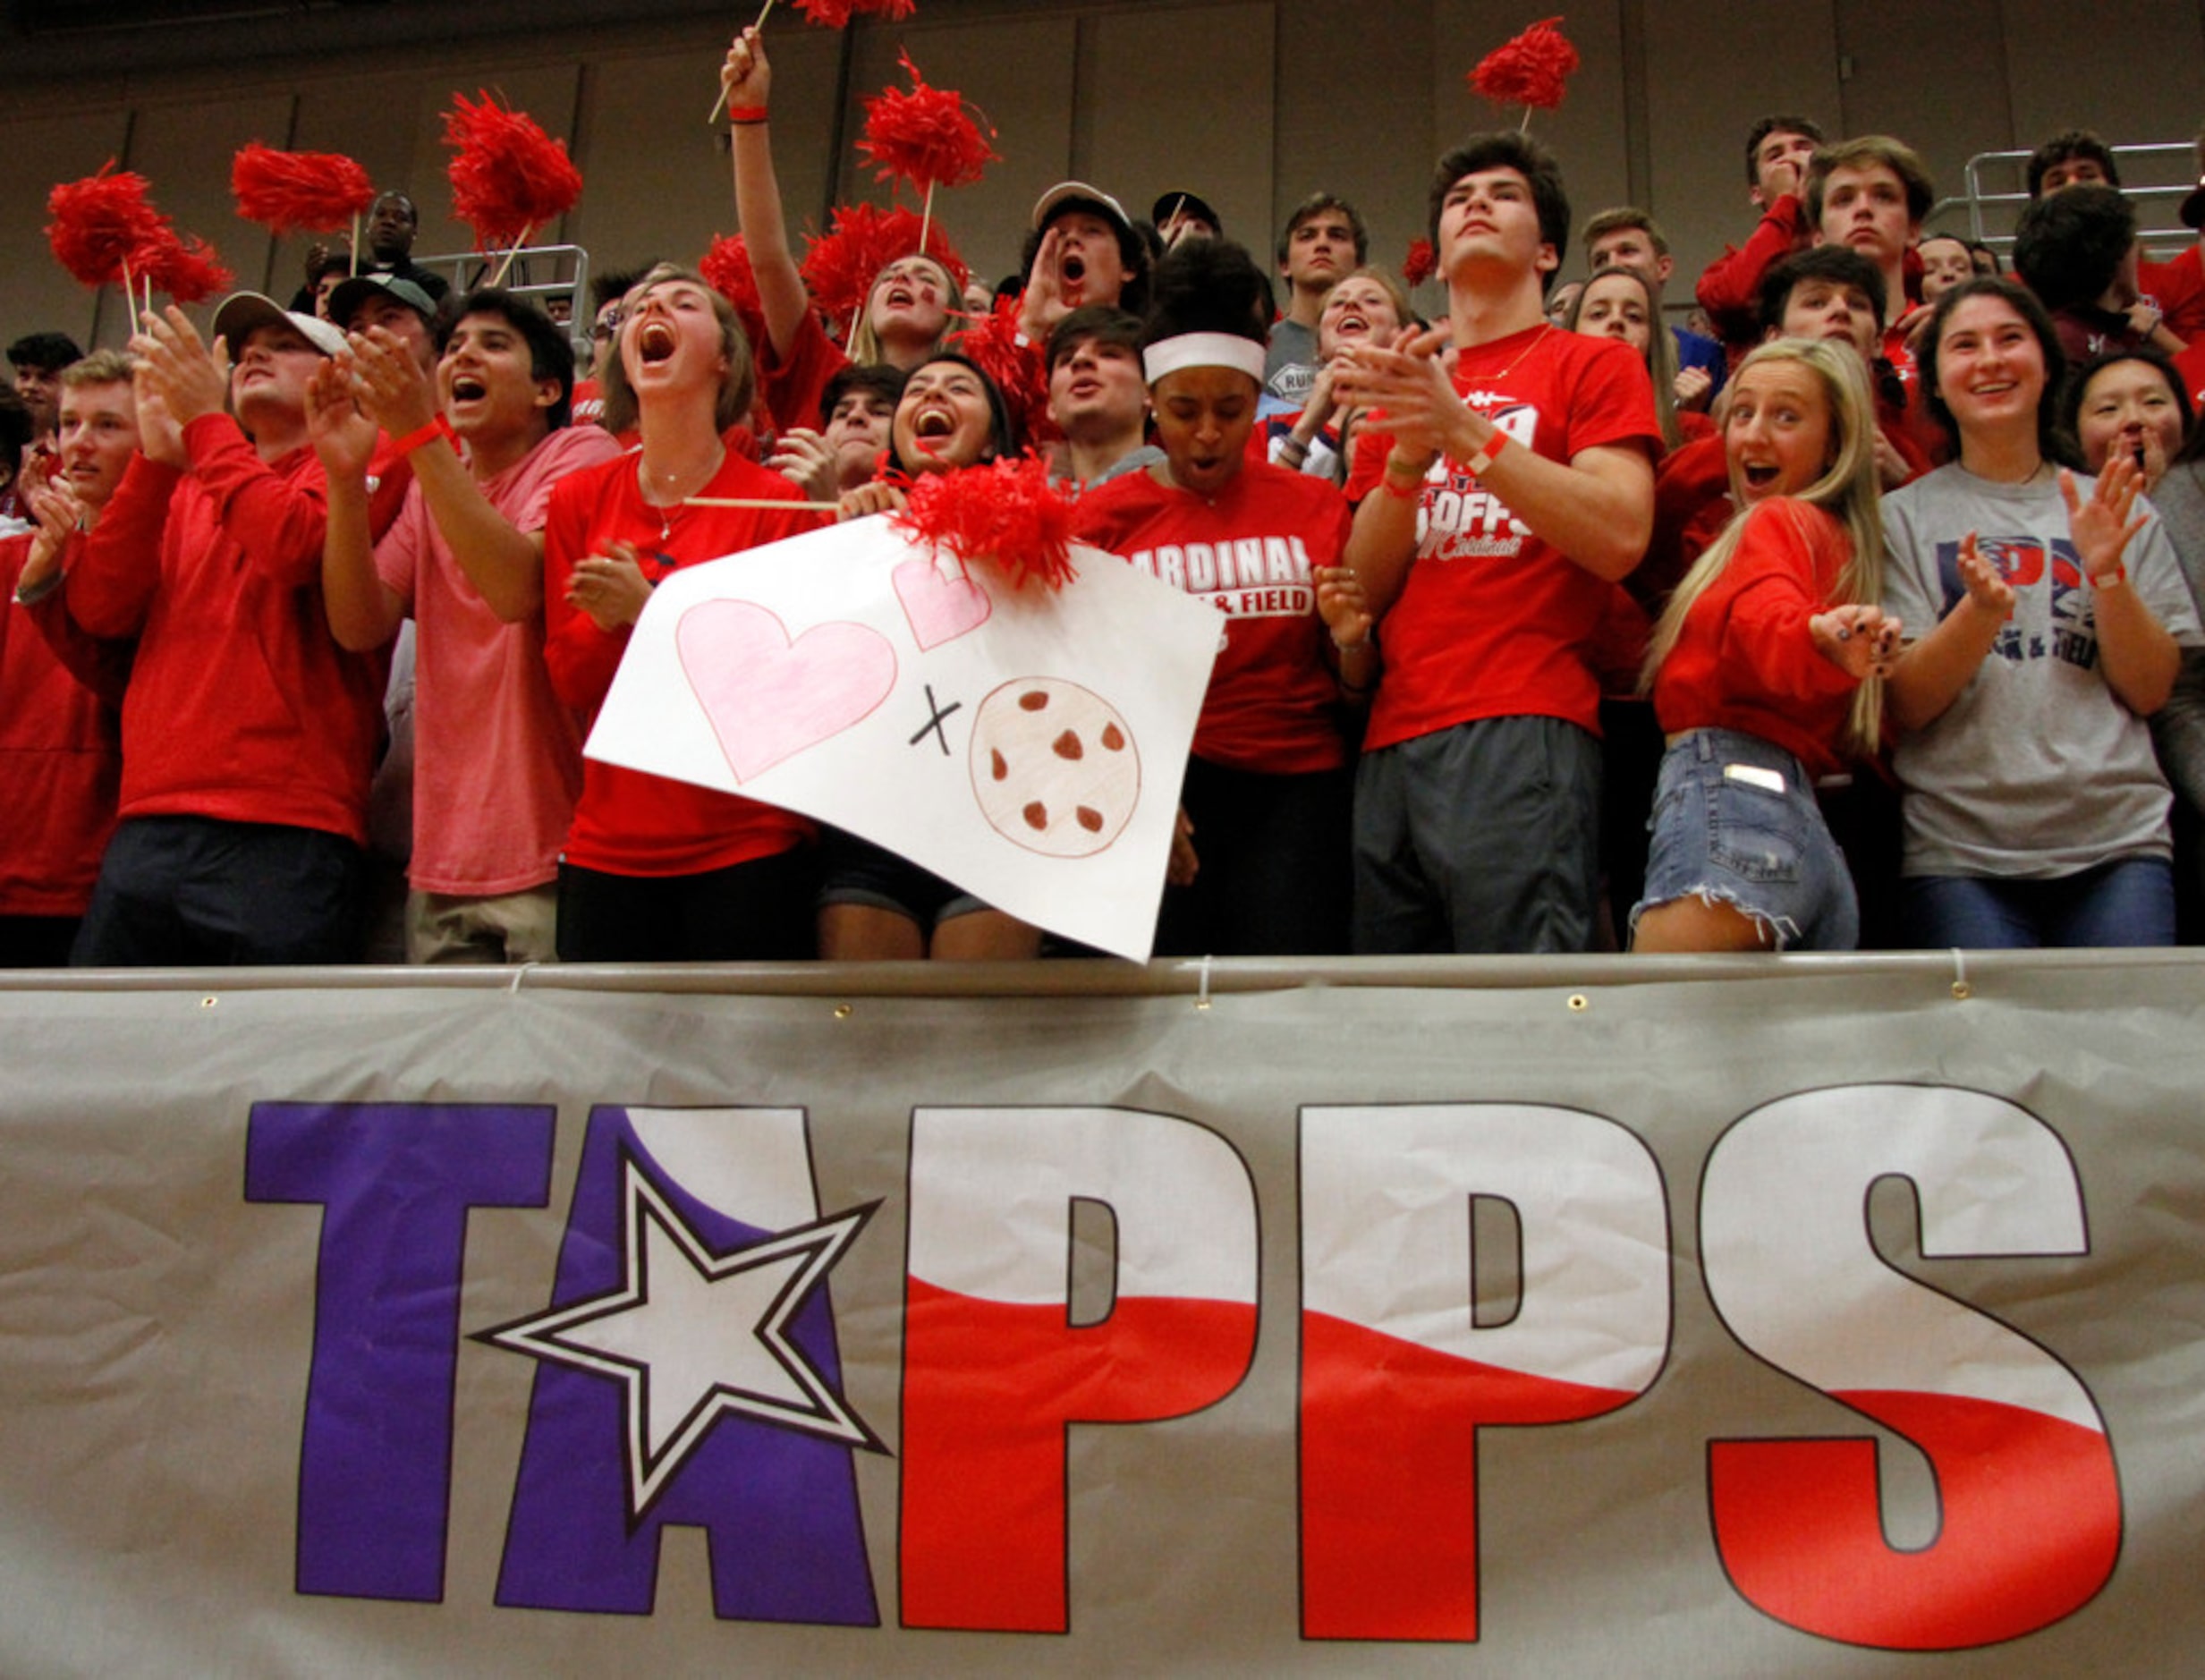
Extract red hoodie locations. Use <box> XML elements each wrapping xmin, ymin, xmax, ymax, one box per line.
<box><xmin>57</xmin><ymin>413</ymin><xmax>408</xmax><ymax>844</ymax></box>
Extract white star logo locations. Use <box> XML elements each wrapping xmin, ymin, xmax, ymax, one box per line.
<box><xmin>481</xmin><ymin>1156</ymin><xmax>884</xmax><ymax>1521</ymax></box>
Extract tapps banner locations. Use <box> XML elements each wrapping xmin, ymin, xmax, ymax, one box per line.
<box><xmin>3</xmin><ymin>955</ymin><xmax>2203</xmax><ymax>1676</ymax></box>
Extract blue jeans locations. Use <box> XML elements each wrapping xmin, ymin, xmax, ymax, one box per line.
<box><xmin>1902</xmin><ymin>858</ymin><xmax>2176</xmax><ymax>948</ymax></box>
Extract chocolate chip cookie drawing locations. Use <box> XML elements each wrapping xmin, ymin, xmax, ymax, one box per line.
<box><xmin>969</xmin><ymin>677</ymin><xmax>1141</xmax><ymax>857</ymax></box>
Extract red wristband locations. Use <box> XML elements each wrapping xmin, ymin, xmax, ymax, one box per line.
<box><xmin>390</xmin><ymin>414</ymin><xmax>458</xmax><ymax>459</ymax></box>
<box><xmin>725</xmin><ymin>106</ymin><xmax>769</xmax><ymax>125</ymax></box>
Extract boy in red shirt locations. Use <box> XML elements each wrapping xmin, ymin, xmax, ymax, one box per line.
<box><xmin>1333</xmin><ymin>132</ymin><xmax>1660</xmax><ymax>954</ymax></box>
<box><xmin>50</xmin><ymin>294</ymin><xmax>410</xmax><ymax>964</ymax></box>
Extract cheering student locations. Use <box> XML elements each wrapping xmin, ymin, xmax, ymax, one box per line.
<box><xmin>4</xmin><ymin>352</ymin><xmax>138</xmax><ymax>966</ymax></box>
<box><xmin>314</xmin><ymin>288</ymin><xmax>622</xmax><ymax>964</ymax></box>
<box><xmin>1333</xmin><ymin>131</ymin><xmax>1660</xmax><ymax>955</ymax></box>
<box><xmin>1633</xmin><ymin>339</ymin><xmax>1897</xmax><ymax>952</ymax></box>
<box><xmin>1883</xmin><ymin>278</ymin><xmax>2199</xmax><ymax>947</ymax></box>
<box><xmin>821</xmin><ymin>351</ymin><xmax>1041</xmax><ymax>962</ymax></box>
<box><xmin>720</xmin><ymin>28</ymin><xmax>962</xmax><ymax>433</ymax></box>
<box><xmin>1073</xmin><ymin>238</ymin><xmax>1371</xmax><ymax>955</ymax></box>
<box><xmin>542</xmin><ymin>264</ymin><xmax>820</xmax><ymax>962</ymax></box>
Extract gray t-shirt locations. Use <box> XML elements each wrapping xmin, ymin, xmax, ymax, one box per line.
<box><xmin>1881</xmin><ymin>462</ymin><xmax>2202</xmax><ymax>878</ymax></box>
<box><xmin>1263</xmin><ymin>318</ymin><xmax>1319</xmax><ymax>406</ymax></box>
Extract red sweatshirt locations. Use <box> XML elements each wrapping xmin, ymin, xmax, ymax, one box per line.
<box><xmin>1651</xmin><ymin>497</ymin><xmax>1863</xmax><ymax>780</ymax></box>
<box><xmin>59</xmin><ymin>415</ymin><xmax>407</xmax><ymax>844</ymax></box>
<box><xmin>2</xmin><ymin>533</ymin><xmax>122</xmax><ymax>914</ymax></box>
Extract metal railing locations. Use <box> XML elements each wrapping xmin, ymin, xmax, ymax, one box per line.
<box><xmin>1929</xmin><ymin>140</ymin><xmax>2199</xmax><ymax>261</ymax></box>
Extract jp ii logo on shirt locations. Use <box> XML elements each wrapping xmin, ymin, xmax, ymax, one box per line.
<box><xmin>1419</xmin><ymin>402</ymin><xmax>1538</xmax><ymax>560</ymax></box>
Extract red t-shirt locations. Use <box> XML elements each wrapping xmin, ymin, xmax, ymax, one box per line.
<box><xmin>759</xmin><ymin>310</ymin><xmax>852</xmax><ymax>438</ymax></box>
<box><xmin>543</xmin><ymin>445</ymin><xmax>820</xmax><ymax>876</ymax></box>
<box><xmin>1650</xmin><ymin>497</ymin><xmax>1862</xmax><ymax>780</ymax></box>
<box><xmin>2141</xmin><ymin>245</ymin><xmax>2205</xmax><ymax>346</ymax></box>
<box><xmin>1073</xmin><ymin>459</ymin><xmax>1353</xmax><ymax>775</ymax></box>
<box><xmin>1345</xmin><ymin>326</ymin><xmax>1661</xmax><ymax>750</ymax></box>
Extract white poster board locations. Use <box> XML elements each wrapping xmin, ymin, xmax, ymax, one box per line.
<box><xmin>586</xmin><ymin>516</ymin><xmax>1221</xmax><ymax>959</ymax></box>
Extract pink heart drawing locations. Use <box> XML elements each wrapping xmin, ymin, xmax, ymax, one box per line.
<box><xmin>893</xmin><ymin>555</ymin><xmax>992</xmax><ymax>650</ymax></box>
<box><xmin>676</xmin><ymin>598</ymin><xmax>897</xmax><ymax>783</ymax></box>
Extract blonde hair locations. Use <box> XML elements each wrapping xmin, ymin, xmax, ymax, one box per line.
<box><xmin>1642</xmin><ymin>336</ymin><xmax>1887</xmax><ymax>754</ymax></box>
<box><xmin>848</xmin><ymin>254</ymin><xmax>960</xmax><ymax>369</ymax></box>
<box><xmin>1566</xmin><ymin>267</ymin><xmax>1683</xmax><ymax>452</ymax></box>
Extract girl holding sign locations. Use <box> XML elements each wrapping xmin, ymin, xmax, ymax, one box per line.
<box><xmin>1074</xmin><ymin>239</ymin><xmax>1372</xmax><ymax>955</ymax></box>
<box><xmin>543</xmin><ymin>264</ymin><xmax>822</xmax><ymax>962</ymax></box>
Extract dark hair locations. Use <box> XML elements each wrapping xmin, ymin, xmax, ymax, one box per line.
<box><xmin>438</xmin><ymin>288</ymin><xmax>576</xmax><ymax>430</ymax></box>
<box><xmin>371</xmin><ymin>190</ymin><xmax>418</xmax><ymax>221</ymax></box>
<box><xmin>2026</xmin><ymin>128</ymin><xmax>2121</xmax><ymax>198</ymax></box>
<box><xmin>1964</xmin><ymin>238</ymin><xmax>2002</xmax><ymax>276</ymax></box>
<box><xmin>1427</xmin><ymin>132</ymin><xmax>1570</xmax><ymax>282</ymax></box>
<box><xmin>2061</xmin><ymin>347</ymin><xmax>2193</xmax><ymax>462</ymax></box>
<box><xmin>591</xmin><ymin>266</ymin><xmax>649</xmax><ymax>313</ymax></box>
<box><xmin>1045</xmin><ymin>306</ymin><xmax>1144</xmax><ymax>374</ymax></box>
<box><xmin>1805</xmin><ymin>136</ymin><xmax>1935</xmax><ymax>228</ymax></box>
<box><xmin>1917</xmin><ymin>276</ymin><xmax>2074</xmax><ymax>463</ymax></box>
<box><xmin>0</xmin><ymin>389</ymin><xmax>30</xmax><ymax>483</ymax></box>
<box><xmin>2011</xmin><ymin>183</ymin><xmax>2133</xmax><ymax>314</ymax></box>
<box><xmin>891</xmin><ymin>352</ymin><xmax>1018</xmax><ymax>474</ymax></box>
<box><xmin>1743</xmin><ymin>115</ymin><xmax>1826</xmax><ymax>187</ymax></box>
<box><xmin>1757</xmin><ymin>245</ymin><xmax>1890</xmax><ymax>336</ymax></box>
<box><xmin>1141</xmin><ymin>239</ymin><xmax>1272</xmax><ymax>351</ymax></box>
<box><xmin>1018</xmin><ymin>199</ymin><xmax>1150</xmax><ymax>317</ymax></box>
<box><xmin>819</xmin><ymin>361</ymin><xmax>907</xmax><ymax>425</ymax></box>
<box><xmin>1276</xmin><ymin>192</ymin><xmax>1370</xmax><ymax>268</ymax></box>
<box><xmin>8</xmin><ymin>332</ymin><xmax>84</xmax><ymax>374</ymax></box>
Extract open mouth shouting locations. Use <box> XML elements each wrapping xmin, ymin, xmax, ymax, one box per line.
<box><xmin>635</xmin><ymin>318</ymin><xmax>678</xmax><ymax>364</ymax></box>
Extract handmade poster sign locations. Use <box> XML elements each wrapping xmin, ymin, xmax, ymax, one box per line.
<box><xmin>585</xmin><ymin>514</ymin><xmax>1221</xmax><ymax>960</ymax></box>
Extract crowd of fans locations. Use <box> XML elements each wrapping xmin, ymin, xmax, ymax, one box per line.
<box><xmin>5</xmin><ymin>28</ymin><xmax>2205</xmax><ymax>968</ymax></box>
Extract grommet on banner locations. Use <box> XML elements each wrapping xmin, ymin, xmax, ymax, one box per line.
<box><xmin>1568</xmin><ymin>994</ymin><xmax>1590</xmax><ymax>1014</ymax></box>
<box><xmin>1949</xmin><ymin>947</ymin><xmax>1971</xmax><ymax>1001</ymax></box>
<box><xmin>199</xmin><ymin>996</ymin><xmax>218</xmax><ymax>1010</ymax></box>
<box><xmin>834</xmin><ymin>1002</ymin><xmax>854</xmax><ymax>1021</ymax></box>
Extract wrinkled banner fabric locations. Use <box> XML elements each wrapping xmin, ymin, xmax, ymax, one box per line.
<box><xmin>2</xmin><ymin>956</ymin><xmax>2202</xmax><ymax>1676</ymax></box>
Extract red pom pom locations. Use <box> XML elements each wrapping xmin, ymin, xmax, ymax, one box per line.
<box><xmin>793</xmin><ymin>0</ymin><xmax>917</xmax><ymax>26</ymax></box>
<box><xmin>230</xmin><ymin>143</ymin><xmax>375</xmax><ymax>236</ymax></box>
<box><xmin>46</xmin><ymin>162</ymin><xmax>165</xmax><ymax>290</ymax></box>
<box><xmin>136</xmin><ymin>230</ymin><xmax>233</xmax><ymax>305</ymax></box>
<box><xmin>800</xmin><ymin>201</ymin><xmax>969</xmax><ymax>336</ymax></box>
<box><xmin>1470</xmin><ymin>16</ymin><xmax>1581</xmax><ymax>114</ymax></box>
<box><xmin>893</xmin><ymin>454</ymin><xmax>1076</xmax><ymax>592</ymax></box>
<box><xmin>698</xmin><ymin>233</ymin><xmax>771</xmax><ymax>358</ymax></box>
<box><xmin>859</xmin><ymin>50</ymin><xmax>998</xmax><ymax>199</ymax></box>
<box><xmin>948</xmin><ymin>291</ymin><xmax>1048</xmax><ymax>445</ymax></box>
<box><xmin>442</xmin><ymin>91</ymin><xmax>584</xmax><ymax>252</ymax></box>
<box><xmin>1403</xmin><ymin>237</ymin><xmax>1437</xmax><ymax>288</ymax></box>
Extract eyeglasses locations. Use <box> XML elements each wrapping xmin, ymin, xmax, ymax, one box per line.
<box><xmin>591</xmin><ymin>309</ymin><xmax>623</xmax><ymax>343</ymax></box>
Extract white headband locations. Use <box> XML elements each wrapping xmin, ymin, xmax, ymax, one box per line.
<box><xmin>1142</xmin><ymin>332</ymin><xmax>1268</xmax><ymax>386</ymax></box>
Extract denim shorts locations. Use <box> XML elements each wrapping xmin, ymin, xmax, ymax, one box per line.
<box><xmin>1632</xmin><ymin>728</ymin><xmax>1858</xmax><ymax>951</ymax></box>
<box><xmin>817</xmin><ymin>827</ymin><xmax>988</xmax><ymax>929</ymax></box>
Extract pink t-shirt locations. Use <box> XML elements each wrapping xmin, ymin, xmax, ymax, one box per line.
<box><xmin>374</xmin><ymin>424</ymin><xmax>625</xmax><ymax>895</ymax></box>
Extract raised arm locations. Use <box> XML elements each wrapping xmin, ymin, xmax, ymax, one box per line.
<box><xmin>722</xmin><ymin>27</ymin><xmax>812</xmax><ymax>360</ymax></box>
<box><xmin>1885</xmin><ymin>533</ymin><xmax>2015</xmax><ymax>732</ymax></box>
<box><xmin>310</xmin><ymin>354</ymin><xmax>406</xmax><ymax>651</ymax></box>
<box><xmin>2064</xmin><ymin>462</ymin><xmax>2179</xmax><ymax>716</ymax></box>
